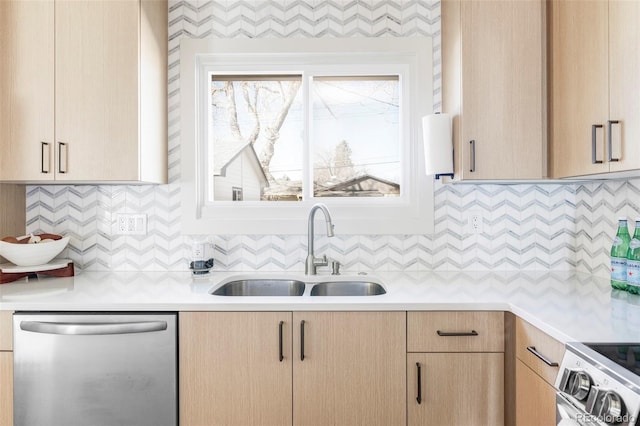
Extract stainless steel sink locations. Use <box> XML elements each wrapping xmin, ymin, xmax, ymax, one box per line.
<box><xmin>211</xmin><ymin>279</ymin><xmax>306</xmax><ymax>296</ymax></box>
<box><xmin>310</xmin><ymin>281</ymin><xmax>386</xmax><ymax>296</ymax></box>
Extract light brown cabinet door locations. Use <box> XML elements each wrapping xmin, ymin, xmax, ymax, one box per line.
<box><xmin>55</xmin><ymin>0</ymin><xmax>140</xmax><ymax>181</ymax></box>
<box><xmin>515</xmin><ymin>317</ymin><xmax>563</xmax><ymax>386</ymax></box>
<box><xmin>179</xmin><ymin>312</ymin><xmax>293</xmax><ymax>426</ymax></box>
<box><xmin>0</xmin><ymin>311</ymin><xmax>12</xmax><ymax>352</ymax></box>
<box><xmin>0</xmin><ymin>0</ymin><xmax>55</xmax><ymax>181</ymax></box>
<box><xmin>292</xmin><ymin>311</ymin><xmax>406</xmax><ymax>426</ymax></box>
<box><xmin>408</xmin><ymin>352</ymin><xmax>504</xmax><ymax>426</ymax></box>
<box><xmin>0</xmin><ymin>352</ymin><xmax>12</xmax><ymax>426</ymax></box>
<box><xmin>609</xmin><ymin>0</ymin><xmax>640</xmax><ymax>173</ymax></box>
<box><xmin>457</xmin><ymin>0</ymin><xmax>544</xmax><ymax>180</ymax></box>
<box><xmin>515</xmin><ymin>359</ymin><xmax>556</xmax><ymax>426</ymax></box>
<box><xmin>549</xmin><ymin>0</ymin><xmax>609</xmax><ymax>177</ymax></box>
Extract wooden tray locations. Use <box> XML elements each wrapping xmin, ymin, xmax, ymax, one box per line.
<box><xmin>0</xmin><ymin>259</ymin><xmax>74</xmax><ymax>284</ymax></box>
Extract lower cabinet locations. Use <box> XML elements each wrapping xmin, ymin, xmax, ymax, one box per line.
<box><xmin>408</xmin><ymin>352</ymin><xmax>504</xmax><ymax>426</ymax></box>
<box><xmin>179</xmin><ymin>311</ymin><xmax>406</xmax><ymax>426</ymax></box>
<box><xmin>515</xmin><ymin>359</ymin><xmax>556</xmax><ymax>426</ymax></box>
<box><xmin>0</xmin><ymin>311</ymin><xmax>13</xmax><ymax>426</ymax></box>
<box><xmin>513</xmin><ymin>317</ymin><xmax>564</xmax><ymax>426</ymax></box>
<box><xmin>407</xmin><ymin>311</ymin><xmax>505</xmax><ymax>426</ymax></box>
<box><xmin>0</xmin><ymin>352</ymin><xmax>12</xmax><ymax>426</ymax></box>
<box><xmin>291</xmin><ymin>311</ymin><xmax>406</xmax><ymax>426</ymax></box>
<box><xmin>179</xmin><ymin>312</ymin><xmax>293</xmax><ymax>426</ymax></box>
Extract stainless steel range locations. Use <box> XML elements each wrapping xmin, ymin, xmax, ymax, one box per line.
<box><xmin>555</xmin><ymin>342</ymin><xmax>640</xmax><ymax>425</ymax></box>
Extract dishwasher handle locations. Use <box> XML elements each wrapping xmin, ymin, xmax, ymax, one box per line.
<box><xmin>20</xmin><ymin>320</ymin><xmax>168</xmax><ymax>335</ymax></box>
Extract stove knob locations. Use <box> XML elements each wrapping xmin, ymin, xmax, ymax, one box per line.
<box><xmin>599</xmin><ymin>391</ymin><xmax>625</xmax><ymax>425</ymax></box>
<box><xmin>567</xmin><ymin>370</ymin><xmax>592</xmax><ymax>401</ymax></box>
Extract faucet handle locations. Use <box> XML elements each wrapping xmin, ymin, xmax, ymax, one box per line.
<box><xmin>314</xmin><ymin>255</ymin><xmax>329</xmax><ymax>267</ymax></box>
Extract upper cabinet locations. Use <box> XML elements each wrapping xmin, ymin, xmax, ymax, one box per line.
<box><xmin>550</xmin><ymin>0</ymin><xmax>640</xmax><ymax>178</ymax></box>
<box><xmin>0</xmin><ymin>0</ymin><xmax>167</xmax><ymax>183</ymax></box>
<box><xmin>0</xmin><ymin>0</ymin><xmax>55</xmax><ymax>181</ymax></box>
<box><xmin>443</xmin><ymin>0</ymin><xmax>546</xmax><ymax>180</ymax></box>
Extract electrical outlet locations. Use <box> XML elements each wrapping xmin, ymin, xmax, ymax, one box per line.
<box><xmin>468</xmin><ymin>213</ymin><xmax>483</xmax><ymax>234</ymax></box>
<box><xmin>116</xmin><ymin>213</ymin><xmax>147</xmax><ymax>235</ymax></box>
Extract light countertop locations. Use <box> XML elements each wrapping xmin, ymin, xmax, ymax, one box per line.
<box><xmin>0</xmin><ymin>269</ymin><xmax>636</xmax><ymax>345</ymax></box>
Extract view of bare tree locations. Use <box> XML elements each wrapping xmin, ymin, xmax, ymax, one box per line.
<box><xmin>313</xmin><ymin>140</ymin><xmax>357</xmax><ymax>185</ymax></box>
<box><xmin>258</xmin><ymin>81</ymin><xmax>301</xmax><ymax>181</ymax></box>
<box><xmin>211</xmin><ymin>74</ymin><xmax>399</xmax><ymax>201</ymax></box>
<box><xmin>212</xmin><ymin>78</ymin><xmax>301</xmax><ymax>182</ymax></box>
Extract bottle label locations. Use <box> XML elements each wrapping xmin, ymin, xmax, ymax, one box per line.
<box><xmin>613</xmin><ymin>236</ymin><xmax>624</xmax><ymax>247</ymax></box>
<box><xmin>631</xmin><ymin>239</ymin><xmax>640</xmax><ymax>250</ymax></box>
<box><xmin>628</xmin><ymin>260</ymin><xmax>640</xmax><ymax>287</ymax></box>
<box><xmin>611</xmin><ymin>257</ymin><xmax>627</xmax><ymax>282</ymax></box>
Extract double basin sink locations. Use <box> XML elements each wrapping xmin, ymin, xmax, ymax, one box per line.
<box><xmin>210</xmin><ymin>276</ymin><xmax>386</xmax><ymax>297</ymax></box>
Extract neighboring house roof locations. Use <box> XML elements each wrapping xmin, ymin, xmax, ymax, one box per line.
<box><xmin>322</xmin><ymin>174</ymin><xmax>399</xmax><ymax>192</ymax></box>
<box><xmin>213</xmin><ymin>139</ymin><xmax>269</xmax><ymax>184</ymax></box>
<box><xmin>314</xmin><ymin>174</ymin><xmax>399</xmax><ymax>197</ymax></box>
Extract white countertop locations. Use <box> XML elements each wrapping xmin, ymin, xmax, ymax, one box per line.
<box><xmin>0</xmin><ymin>269</ymin><xmax>636</xmax><ymax>344</ymax></box>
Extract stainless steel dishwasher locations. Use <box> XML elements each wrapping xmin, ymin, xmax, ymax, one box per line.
<box><xmin>13</xmin><ymin>312</ymin><xmax>177</xmax><ymax>426</ymax></box>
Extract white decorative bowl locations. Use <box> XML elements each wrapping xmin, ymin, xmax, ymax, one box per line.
<box><xmin>0</xmin><ymin>236</ymin><xmax>70</xmax><ymax>267</ymax></box>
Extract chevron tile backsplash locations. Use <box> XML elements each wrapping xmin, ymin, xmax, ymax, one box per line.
<box><xmin>23</xmin><ymin>0</ymin><xmax>636</xmax><ymax>276</ymax></box>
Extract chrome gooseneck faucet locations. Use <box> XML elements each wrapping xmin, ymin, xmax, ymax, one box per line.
<box><xmin>305</xmin><ymin>203</ymin><xmax>335</xmax><ymax>275</ymax></box>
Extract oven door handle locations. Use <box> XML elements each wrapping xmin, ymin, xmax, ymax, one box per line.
<box><xmin>20</xmin><ymin>320</ymin><xmax>168</xmax><ymax>335</ymax></box>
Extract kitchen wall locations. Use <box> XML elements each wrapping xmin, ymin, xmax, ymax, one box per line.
<box><xmin>25</xmin><ymin>0</ymin><xmax>625</xmax><ymax>276</ymax></box>
<box><xmin>574</xmin><ymin>178</ymin><xmax>640</xmax><ymax>278</ymax></box>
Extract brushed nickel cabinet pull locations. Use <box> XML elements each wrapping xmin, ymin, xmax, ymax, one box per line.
<box><xmin>58</xmin><ymin>142</ymin><xmax>68</xmax><ymax>173</ymax></box>
<box><xmin>300</xmin><ymin>320</ymin><xmax>305</xmax><ymax>361</ymax></box>
<box><xmin>41</xmin><ymin>142</ymin><xmax>50</xmax><ymax>173</ymax></box>
<box><xmin>469</xmin><ymin>140</ymin><xmax>476</xmax><ymax>172</ymax></box>
<box><xmin>526</xmin><ymin>346</ymin><xmax>559</xmax><ymax>367</ymax></box>
<box><xmin>436</xmin><ymin>330</ymin><xmax>479</xmax><ymax>337</ymax></box>
<box><xmin>607</xmin><ymin>120</ymin><xmax>620</xmax><ymax>162</ymax></box>
<box><xmin>592</xmin><ymin>125</ymin><xmax>603</xmax><ymax>164</ymax></box>
<box><xmin>416</xmin><ymin>362</ymin><xmax>422</xmax><ymax>404</ymax></box>
<box><xmin>279</xmin><ymin>321</ymin><xmax>284</xmax><ymax>362</ymax></box>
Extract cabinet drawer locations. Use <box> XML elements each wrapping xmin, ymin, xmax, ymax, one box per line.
<box><xmin>407</xmin><ymin>311</ymin><xmax>504</xmax><ymax>352</ymax></box>
<box><xmin>0</xmin><ymin>311</ymin><xmax>12</xmax><ymax>351</ymax></box>
<box><xmin>515</xmin><ymin>317</ymin><xmax>564</xmax><ymax>386</ymax></box>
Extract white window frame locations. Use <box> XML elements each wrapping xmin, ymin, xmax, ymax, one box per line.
<box><xmin>180</xmin><ymin>38</ymin><xmax>434</xmax><ymax>235</ymax></box>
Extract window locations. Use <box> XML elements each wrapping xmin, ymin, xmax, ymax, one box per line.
<box><xmin>209</xmin><ymin>73</ymin><xmax>401</xmax><ymax>202</ymax></box>
<box><xmin>181</xmin><ymin>38</ymin><xmax>434</xmax><ymax>234</ymax></box>
<box><xmin>232</xmin><ymin>187</ymin><xmax>243</xmax><ymax>201</ymax></box>
<box><xmin>312</xmin><ymin>76</ymin><xmax>400</xmax><ymax>199</ymax></box>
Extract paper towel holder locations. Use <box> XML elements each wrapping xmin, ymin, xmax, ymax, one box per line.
<box><xmin>423</xmin><ymin>112</ymin><xmax>454</xmax><ymax>180</ymax></box>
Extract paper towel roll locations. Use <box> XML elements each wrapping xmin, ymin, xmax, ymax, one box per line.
<box><xmin>422</xmin><ymin>113</ymin><xmax>453</xmax><ymax>177</ymax></box>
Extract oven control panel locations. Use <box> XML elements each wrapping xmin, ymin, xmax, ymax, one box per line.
<box><xmin>556</xmin><ymin>348</ymin><xmax>640</xmax><ymax>426</ymax></box>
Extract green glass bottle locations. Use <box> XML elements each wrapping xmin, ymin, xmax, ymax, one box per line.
<box><xmin>611</xmin><ymin>218</ymin><xmax>631</xmax><ymax>290</ymax></box>
<box><xmin>626</xmin><ymin>219</ymin><xmax>640</xmax><ymax>294</ymax></box>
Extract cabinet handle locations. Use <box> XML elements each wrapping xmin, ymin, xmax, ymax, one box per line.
<box><xmin>279</xmin><ymin>320</ymin><xmax>284</xmax><ymax>362</ymax></box>
<box><xmin>58</xmin><ymin>142</ymin><xmax>68</xmax><ymax>173</ymax></box>
<box><xmin>591</xmin><ymin>125</ymin><xmax>603</xmax><ymax>164</ymax></box>
<box><xmin>436</xmin><ymin>330</ymin><xmax>478</xmax><ymax>337</ymax></box>
<box><xmin>469</xmin><ymin>140</ymin><xmax>476</xmax><ymax>172</ymax></box>
<box><xmin>300</xmin><ymin>320</ymin><xmax>305</xmax><ymax>361</ymax></box>
<box><xmin>416</xmin><ymin>362</ymin><xmax>422</xmax><ymax>404</ymax></box>
<box><xmin>41</xmin><ymin>142</ymin><xmax>50</xmax><ymax>173</ymax></box>
<box><xmin>526</xmin><ymin>346</ymin><xmax>559</xmax><ymax>367</ymax></box>
<box><xmin>607</xmin><ymin>120</ymin><xmax>620</xmax><ymax>162</ymax></box>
